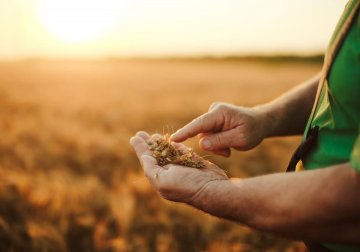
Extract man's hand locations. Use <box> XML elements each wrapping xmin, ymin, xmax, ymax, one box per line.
<box><xmin>131</xmin><ymin>132</ymin><xmax>360</xmax><ymax>243</ymax></box>
<box><xmin>171</xmin><ymin>74</ymin><xmax>321</xmax><ymax>157</ymax></box>
<box><xmin>171</xmin><ymin>102</ymin><xmax>271</xmax><ymax>157</ymax></box>
<box><xmin>130</xmin><ymin>131</ymin><xmax>228</xmax><ymax>204</ymax></box>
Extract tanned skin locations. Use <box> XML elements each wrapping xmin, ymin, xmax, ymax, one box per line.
<box><xmin>130</xmin><ymin>73</ymin><xmax>360</xmax><ymax>244</ymax></box>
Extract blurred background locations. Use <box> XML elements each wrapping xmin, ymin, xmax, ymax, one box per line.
<box><xmin>0</xmin><ymin>0</ymin><xmax>347</xmax><ymax>251</ymax></box>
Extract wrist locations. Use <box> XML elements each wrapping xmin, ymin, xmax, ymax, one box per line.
<box><xmin>188</xmin><ymin>179</ymin><xmax>231</xmax><ymax>214</ymax></box>
<box><xmin>253</xmin><ymin>103</ymin><xmax>281</xmax><ymax>138</ymax></box>
<box><xmin>188</xmin><ymin>178</ymin><xmax>251</xmax><ymax>224</ymax></box>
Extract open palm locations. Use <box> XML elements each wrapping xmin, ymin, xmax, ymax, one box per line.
<box><xmin>130</xmin><ymin>131</ymin><xmax>228</xmax><ymax>204</ymax></box>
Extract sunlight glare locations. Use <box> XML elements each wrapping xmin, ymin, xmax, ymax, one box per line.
<box><xmin>37</xmin><ymin>0</ymin><xmax>121</xmax><ymax>43</ymax></box>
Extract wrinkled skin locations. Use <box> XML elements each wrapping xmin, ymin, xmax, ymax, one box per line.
<box><xmin>130</xmin><ymin>131</ymin><xmax>228</xmax><ymax>204</ymax></box>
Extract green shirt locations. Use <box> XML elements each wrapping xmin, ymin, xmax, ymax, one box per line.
<box><xmin>302</xmin><ymin>0</ymin><xmax>360</xmax><ymax>251</ymax></box>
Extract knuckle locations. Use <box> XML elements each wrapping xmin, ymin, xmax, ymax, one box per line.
<box><xmin>217</xmin><ymin>103</ymin><xmax>226</xmax><ymax>111</ymax></box>
<box><xmin>214</xmin><ymin>103</ymin><xmax>230</xmax><ymax>114</ymax></box>
<box><xmin>209</xmin><ymin>102</ymin><xmax>220</xmax><ymax>111</ymax></box>
<box><xmin>210</xmin><ymin>102</ymin><xmax>227</xmax><ymax>111</ymax></box>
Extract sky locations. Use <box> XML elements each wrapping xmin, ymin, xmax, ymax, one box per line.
<box><xmin>0</xmin><ymin>0</ymin><xmax>348</xmax><ymax>59</ymax></box>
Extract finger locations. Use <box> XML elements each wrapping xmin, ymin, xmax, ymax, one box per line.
<box><xmin>172</xmin><ymin>142</ymin><xmax>211</xmax><ymax>170</ymax></box>
<box><xmin>130</xmin><ymin>136</ymin><xmax>152</xmax><ymax>160</ymax></box>
<box><xmin>171</xmin><ymin>111</ymin><xmax>221</xmax><ymax>142</ymax></box>
<box><xmin>151</xmin><ymin>133</ymin><xmax>163</xmax><ymax>140</ymax></box>
<box><xmin>172</xmin><ymin>142</ymin><xmax>191</xmax><ymax>154</ymax></box>
<box><xmin>141</xmin><ymin>155</ymin><xmax>162</xmax><ymax>183</ymax></box>
<box><xmin>136</xmin><ymin>131</ymin><xmax>151</xmax><ymax>141</ymax></box>
<box><xmin>172</xmin><ymin>142</ymin><xmax>206</xmax><ymax>166</ymax></box>
<box><xmin>197</xmin><ymin>133</ymin><xmax>208</xmax><ymax>139</ymax></box>
<box><xmin>197</xmin><ymin>134</ymin><xmax>230</xmax><ymax>157</ymax></box>
<box><xmin>199</xmin><ymin>128</ymin><xmax>240</xmax><ymax>151</ymax></box>
<box><xmin>212</xmin><ymin>148</ymin><xmax>231</xmax><ymax>157</ymax></box>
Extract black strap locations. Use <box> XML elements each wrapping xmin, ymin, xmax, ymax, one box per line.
<box><xmin>287</xmin><ymin>127</ymin><xmax>337</xmax><ymax>252</ymax></box>
<box><xmin>304</xmin><ymin>242</ymin><xmax>337</xmax><ymax>252</ymax></box>
<box><xmin>286</xmin><ymin>126</ymin><xmax>319</xmax><ymax>172</ymax></box>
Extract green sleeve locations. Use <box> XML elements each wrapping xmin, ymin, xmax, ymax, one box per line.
<box><xmin>350</xmin><ymin>128</ymin><xmax>360</xmax><ymax>172</ymax></box>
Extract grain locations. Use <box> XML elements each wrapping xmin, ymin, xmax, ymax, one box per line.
<box><xmin>148</xmin><ymin>134</ymin><xmax>205</xmax><ymax>168</ymax></box>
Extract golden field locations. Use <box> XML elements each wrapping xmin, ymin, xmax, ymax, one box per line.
<box><xmin>0</xmin><ymin>59</ymin><xmax>321</xmax><ymax>251</ymax></box>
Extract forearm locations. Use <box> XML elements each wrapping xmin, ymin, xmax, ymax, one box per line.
<box><xmin>191</xmin><ymin>164</ymin><xmax>360</xmax><ymax>243</ymax></box>
<box><xmin>255</xmin><ymin>73</ymin><xmax>320</xmax><ymax>137</ymax></box>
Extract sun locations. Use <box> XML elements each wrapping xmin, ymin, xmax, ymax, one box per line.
<box><xmin>37</xmin><ymin>0</ymin><xmax>120</xmax><ymax>43</ymax></box>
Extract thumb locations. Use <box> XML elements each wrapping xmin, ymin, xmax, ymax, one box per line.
<box><xmin>199</xmin><ymin>129</ymin><xmax>239</xmax><ymax>151</ymax></box>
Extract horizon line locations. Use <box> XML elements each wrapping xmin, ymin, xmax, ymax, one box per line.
<box><xmin>0</xmin><ymin>53</ymin><xmax>324</xmax><ymax>63</ymax></box>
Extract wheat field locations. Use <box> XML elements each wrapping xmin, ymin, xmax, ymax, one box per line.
<box><xmin>0</xmin><ymin>59</ymin><xmax>321</xmax><ymax>251</ymax></box>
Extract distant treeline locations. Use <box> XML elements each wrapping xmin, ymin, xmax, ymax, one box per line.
<box><xmin>107</xmin><ymin>54</ymin><xmax>325</xmax><ymax>64</ymax></box>
<box><xmin>3</xmin><ymin>54</ymin><xmax>324</xmax><ymax>64</ymax></box>
<box><xmin>206</xmin><ymin>54</ymin><xmax>324</xmax><ymax>64</ymax></box>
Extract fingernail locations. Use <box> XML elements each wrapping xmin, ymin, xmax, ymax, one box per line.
<box><xmin>202</xmin><ymin>139</ymin><xmax>212</xmax><ymax>150</ymax></box>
